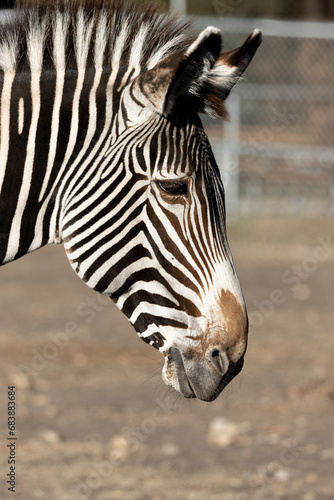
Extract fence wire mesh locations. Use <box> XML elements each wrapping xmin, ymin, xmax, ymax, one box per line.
<box><xmin>194</xmin><ymin>16</ymin><xmax>334</xmax><ymax>218</ymax></box>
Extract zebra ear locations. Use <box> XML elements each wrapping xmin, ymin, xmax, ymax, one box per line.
<box><xmin>136</xmin><ymin>27</ymin><xmax>261</xmax><ymax>119</ymax></box>
<box><xmin>163</xmin><ymin>27</ymin><xmax>223</xmax><ymax>116</ymax></box>
<box><xmin>136</xmin><ymin>27</ymin><xmax>222</xmax><ymax>116</ymax></box>
<box><xmin>202</xmin><ymin>29</ymin><xmax>262</xmax><ymax>119</ymax></box>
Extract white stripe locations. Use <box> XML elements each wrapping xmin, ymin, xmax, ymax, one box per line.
<box><xmin>110</xmin><ymin>21</ymin><xmax>128</xmax><ymax>69</ymax></box>
<box><xmin>118</xmin><ymin>23</ymin><xmax>149</xmax><ymax>92</ymax></box>
<box><xmin>141</xmin><ymin>326</ymin><xmax>191</xmax><ymax>347</ymax></box>
<box><xmin>52</xmin><ymin>11</ymin><xmax>69</xmax><ymax>72</ymax></box>
<box><xmin>112</xmin><ymin>259</ymin><xmax>202</xmax><ymax>308</ymax></box>
<box><xmin>0</xmin><ymin>36</ymin><xmax>17</xmax><ymax>193</ymax></box>
<box><xmin>74</xmin><ymin>12</ymin><xmax>109</xmax><ymax>169</ymax></box>
<box><xmin>5</xmin><ymin>70</ymin><xmax>42</xmax><ymax>261</ymax></box>
<box><xmin>0</xmin><ymin>35</ymin><xmax>17</xmax><ymax>73</ymax></box>
<box><xmin>61</xmin><ymin>14</ymin><xmax>94</xmax><ymax>168</ymax></box>
<box><xmin>94</xmin><ymin>11</ymin><xmax>108</xmax><ymax>69</ymax></box>
<box><xmin>147</xmin><ymin>34</ymin><xmax>187</xmax><ymax>69</ymax></box>
<box><xmin>129</xmin><ymin>302</ymin><xmax>189</xmax><ymax>326</ymax></box>
<box><xmin>128</xmin><ymin>24</ymin><xmax>149</xmax><ymax>74</ymax></box>
<box><xmin>38</xmin><ymin>11</ymin><xmax>69</xmax><ymax>202</ymax></box>
<box><xmin>75</xmin><ymin>9</ymin><xmax>95</xmax><ymax>70</ymax></box>
<box><xmin>4</xmin><ymin>21</ymin><xmax>45</xmax><ymax>261</ymax></box>
<box><xmin>0</xmin><ymin>72</ymin><xmax>15</xmax><ymax>193</ymax></box>
<box><xmin>18</xmin><ymin>97</ymin><xmax>24</xmax><ymax>135</ymax></box>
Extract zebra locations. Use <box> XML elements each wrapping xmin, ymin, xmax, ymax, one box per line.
<box><xmin>0</xmin><ymin>1</ymin><xmax>261</xmax><ymax>402</ymax></box>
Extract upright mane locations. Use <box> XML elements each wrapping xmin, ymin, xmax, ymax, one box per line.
<box><xmin>0</xmin><ymin>1</ymin><xmax>193</xmax><ymax>74</ymax></box>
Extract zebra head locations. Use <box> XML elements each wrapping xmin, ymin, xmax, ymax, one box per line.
<box><xmin>63</xmin><ymin>21</ymin><xmax>262</xmax><ymax>401</ymax></box>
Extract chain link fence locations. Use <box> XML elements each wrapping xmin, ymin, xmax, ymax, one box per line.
<box><xmin>193</xmin><ymin>16</ymin><xmax>334</xmax><ymax>218</ymax></box>
<box><xmin>1</xmin><ymin>7</ymin><xmax>333</xmax><ymax>217</ymax></box>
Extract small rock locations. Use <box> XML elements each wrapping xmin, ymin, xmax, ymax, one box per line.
<box><xmin>8</xmin><ymin>370</ymin><xmax>29</xmax><ymax>389</ymax></box>
<box><xmin>161</xmin><ymin>443</ymin><xmax>180</xmax><ymax>457</ymax></box>
<box><xmin>40</xmin><ymin>429</ymin><xmax>60</xmax><ymax>444</ymax></box>
<box><xmin>275</xmin><ymin>468</ymin><xmax>290</xmax><ymax>482</ymax></box>
<box><xmin>207</xmin><ymin>417</ymin><xmax>243</xmax><ymax>447</ymax></box>
<box><xmin>108</xmin><ymin>435</ymin><xmax>131</xmax><ymax>462</ymax></box>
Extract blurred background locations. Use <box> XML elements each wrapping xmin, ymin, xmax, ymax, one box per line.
<box><xmin>170</xmin><ymin>0</ymin><xmax>334</xmax><ymax>219</ymax></box>
<box><xmin>0</xmin><ymin>1</ymin><xmax>333</xmax><ymax>499</ymax></box>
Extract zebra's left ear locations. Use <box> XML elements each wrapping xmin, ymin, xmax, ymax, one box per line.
<box><xmin>136</xmin><ymin>27</ymin><xmax>221</xmax><ymax>117</ymax></box>
<box><xmin>136</xmin><ymin>27</ymin><xmax>261</xmax><ymax>120</ymax></box>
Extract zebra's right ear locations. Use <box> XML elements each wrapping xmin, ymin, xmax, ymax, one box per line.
<box><xmin>135</xmin><ymin>27</ymin><xmax>222</xmax><ymax>117</ymax></box>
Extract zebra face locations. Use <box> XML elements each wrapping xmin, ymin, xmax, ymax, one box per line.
<box><xmin>65</xmin><ymin>109</ymin><xmax>248</xmax><ymax>402</ymax></box>
<box><xmin>107</xmin><ymin>111</ymin><xmax>248</xmax><ymax>402</ymax></box>
<box><xmin>62</xmin><ymin>25</ymin><xmax>261</xmax><ymax>401</ymax></box>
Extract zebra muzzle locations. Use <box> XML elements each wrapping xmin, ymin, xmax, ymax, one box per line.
<box><xmin>162</xmin><ymin>345</ymin><xmax>243</xmax><ymax>402</ymax></box>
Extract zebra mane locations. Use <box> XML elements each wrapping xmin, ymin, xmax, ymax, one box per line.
<box><xmin>0</xmin><ymin>1</ymin><xmax>193</xmax><ymax>74</ymax></box>
<box><xmin>0</xmin><ymin>1</ymin><xmax>261</xmax><ymax>120</ymax></box>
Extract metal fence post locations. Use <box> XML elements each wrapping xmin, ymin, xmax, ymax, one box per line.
<box><xmin>220</xmin><ymin>93</ymin><xmax>241</xmax><ymax>218</ymax></box>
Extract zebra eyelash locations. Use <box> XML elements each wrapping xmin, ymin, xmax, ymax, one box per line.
<box><xmin>156</xmin><ymin>179</ymin><xmax>189</xmax><ymax>197</ymax></box>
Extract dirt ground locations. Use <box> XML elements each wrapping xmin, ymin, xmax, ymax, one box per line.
<box><xmin>0</xmin><ymin>218</ymin><xmax>333</xmax><ymax>500</ymax></box>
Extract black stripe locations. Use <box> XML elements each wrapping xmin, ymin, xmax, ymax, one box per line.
<box><xmin>93</xmin><ymin>244</ymin><xmax>152</xmax><ymax>293</ymax></box>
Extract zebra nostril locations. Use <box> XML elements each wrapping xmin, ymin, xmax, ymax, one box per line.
<box><xmin>212</xmin><ymin>349</ymin><xmax>220</xmax><ymax>360</ymax></box>
<box><xmin>209</xmin><ymin>348</ymin><xmax>228</xmax><ymax>375</ymax></box>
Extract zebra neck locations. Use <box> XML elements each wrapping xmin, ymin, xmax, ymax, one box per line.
<box><xmin>0</xmin><ymin>68</ymin><xmax>112</xmax><ymax>265</ymax></box>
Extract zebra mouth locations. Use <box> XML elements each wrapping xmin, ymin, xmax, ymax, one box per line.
<box><xmin>174</xmin><ymin>358</ymin><xmax>197</xmax><ymax>399</ymax></box>
<box><xmin>163</xmin><ymin>348</ymin><xmax>196</xmax><ymax>399</ymax></box>
<box><xmin>163</xmin><ymin>347</ymin><xmax>244</xmax><ymax>402</ymax></box>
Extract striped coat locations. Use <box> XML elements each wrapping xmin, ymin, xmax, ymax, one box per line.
<box><xmin>0</xmin><ymin>1</ymin><xmax>261</xmax><ymax>401</ymax></box>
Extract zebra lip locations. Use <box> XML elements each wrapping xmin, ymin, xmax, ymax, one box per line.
<box><xmin>178</xmin><ymin>372</ymin><xmax>196</xmax><ymax>399</ymax></box>
<box><xmin>168</xmin><ymin>348</ymin><xmax>196</xmax><ymax>399</ymax></box>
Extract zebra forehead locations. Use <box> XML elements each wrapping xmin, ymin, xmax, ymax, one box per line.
<box><xmin>144</xmin><ymin>114</ymin><xmax>205</xmax><ymax>175</ymax></box>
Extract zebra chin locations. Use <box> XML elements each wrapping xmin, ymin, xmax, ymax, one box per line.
<box><xmin>162</xmin><ymin>346</ymin><xmax>245</xmax><ymax>402</ymax></box>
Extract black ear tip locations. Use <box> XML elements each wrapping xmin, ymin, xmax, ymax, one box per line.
<box><xmin>189</xmin><ymin>27</ymin><xmax>222</xmax><ymax>61</ymax></box>
<box><xmin>250</xmin><ymin>29</ymin><xmax>262</xmax><ymax>47</ymax></box>
<box><xmin>243</xmin><ymin>29</ymin><xmax>262</xmax><ymax>60</ymax></box>
<box><xmin>206</xmin><ymin>30</ymin><xmax>223</xmax><ymax>60</ymax></box>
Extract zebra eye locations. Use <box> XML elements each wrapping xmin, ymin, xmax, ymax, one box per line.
<box><xmin>156</xmin><ymin>180</ymin><xmax>188</xmax><ymax>196</ymax></box>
